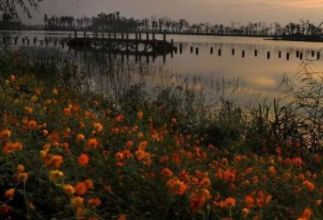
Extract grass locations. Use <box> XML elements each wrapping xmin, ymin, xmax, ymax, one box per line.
<box><xmin>0</xmin><ymin>50</ymin><xmax>322</xmax><ymax>220</ymax></box>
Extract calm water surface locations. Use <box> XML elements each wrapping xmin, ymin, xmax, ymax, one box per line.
<box><xmin>1</xmin><ymin>30</ymin><xmax>323</xmax><ymax>104</ymax></box>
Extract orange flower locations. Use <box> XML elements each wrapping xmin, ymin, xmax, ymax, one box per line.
<box><xmin>76</xmin><ymin>134</ymin><xmax>85</xmax><ymax>142</ymax></box>
<box><xmin>75</xmin><ymin>182</ymin><xmax>88</xmax><ymax>196</ymax></box>
<box><xmin>297</xmin><ymin>208</ymin><xmax>313</xmax><ymax>220</ymax></box>
<box><xmin>24</xmin><ymin>106</ymin><xmax>33</xmax><ymax>114</ymax></box>
<box><xmin>161</xmin><ymin>168</ymin><xmax>173</xmax><ymax>177</ymax></box>
<box><xmin>115</xmin><ymin>114</ymin><xmax>125</xmax><ymax>122</ymax></box>
<box><xmin>223</xmin><ymin>197</ymin><xmax>236</xmax><ymax>208</ymax></box>
<box><xmin>63</xmin><ymin>184</ymin><xmax>75</xmax><ymax>195</ymax></box>
<box><xmin>0</xmin><ymin>129</ymin><xmax>11</xmax><ymax>139</ymax></box>
<box><xmin>166</xmin><ymin>177</ymin><xmax>188</xmax><ymax>196</ymax></box>
<box><xmin>3</xmin><ymin>141</ymin><xmax>23</xmax><ymax>154</ymax></box>
<box><xmin>242</xmin><ymin>208</ymin><xmax>250</xmax><ymax>217</ymax></box>
<box><xmin>63</xmin><ymin>107</ymin><xmax>72</xmax><ymax>116</ymax></box>
<box><xmin>88</xmin><ymin>198</ymin><xmax>102</xmax><ymax>207</ymax></box>
<box><xmin>27</xmin><ymin>120</ymin><xmax>38</xmax><ymax>130</ymax></box>
<box><xmin>86</xmin><ymin>138</ymin><xmax>99</xmax><ymax>149</ymax></box>
<box><xmin>70</xmin><ymin>196</ymin><xmax>84</xmax><ymax>208</ymax></box>
<box><xmin>244</xmin><ymin>195</ymin><xmax>255</xmax><ymax>208</ymax></box>
<box><xmin>17</xmin><ymin>164</ymin><xmax>25</xmax><ymax>173</ymax></box>
<box><xmin>84</xmin><ymin>179</ymin><xmax>94</xmax><ymax>190</ymax></box>
<box><xmin>4</xmin><ymin>188</ymin><xmax>15</xmax><ymax>200</ymax></box>
<box><xmin>47</xmin><ymin>155</ymin><xmax>64</xmax><ymax>168</ymax></box>
<box><xmin>126</xmin><ymin>140</ymin><xmax>133</xmax><ymax>149</ymax></box>
<box><xmin>117</xmin><ymin>214</ymin><xmax>127</xmax><ymax>220</ymax></box>
<box><xmin>268</xmin><ymin>166</ymin><xmax>277</xmax><ymax>176</ymax></box>
<box><xmin>303</xmin><ymin>180</ymin><xmax>315</xmax><ymax>191</ymax></box>
<box><xmin>189</xmin><ymin>189</ymin><xmax>211</xmax><ymax>213</ymax></box>
<box><xmin>93</xmin><ymin>122</ymin><xmax>103</xmax><ymax>132</ymax></box>
<box><xmin>78</xmin><ymin>153</ymin><xmax>90</xmax><ymax>167</ymax></box>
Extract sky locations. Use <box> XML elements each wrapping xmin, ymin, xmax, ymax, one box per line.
<box><xmin>22</xmin><ymin>0</ymin><xmax>323</xmax><ymax>25</ymax></box>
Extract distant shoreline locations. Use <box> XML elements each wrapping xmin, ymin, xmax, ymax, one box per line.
<box><xmin>1</xmin><ymin>27</ymin><xmax>323</xmax><ymax>43</ymax></box>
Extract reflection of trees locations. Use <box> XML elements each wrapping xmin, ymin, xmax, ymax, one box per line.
<box><xmin>0</xmin><ymin>0</ymin><xmax>42</xmax><ymax>19</ymax></box>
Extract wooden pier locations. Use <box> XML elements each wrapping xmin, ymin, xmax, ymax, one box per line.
<box><xmin>66</xmin><ymin>32</ymin><xmax>176</xmax><ymax>55</ymax></box>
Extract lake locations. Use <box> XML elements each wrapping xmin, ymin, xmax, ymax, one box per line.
<box><xmin>1</xmin><ymin>30</ymin><xmax>323</xmax><ymax>105</ymax></box>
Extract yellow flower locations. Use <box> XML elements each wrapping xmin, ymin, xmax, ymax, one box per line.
<box><xmin>49</xmin><ymin>170</ymin><xmax>64</xmax><ymax>182</ymax></box>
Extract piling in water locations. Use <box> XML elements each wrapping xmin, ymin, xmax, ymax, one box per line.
<box><xmin>242</xmin><ymin>50</ymin><xmax>245</xmax><ymax>58</ymax></box>
<box><xmin>195</xmin><ymin>47</ymin><xmax>199</xmax><ymax>55</ymax></box>
<box><xmin>254</xmin><ymin>50</ymin><xmax>258</xmax><ymax>57</ymax></box>
<box><xmin>267</xmin><ymin>51</ymin><xmax>270</xmax><ymax>59</ymax></box>
<box><xmin>278</xmin><ymin>51</ymin><xmax>282</xmax><ymax>58</ymax></box>
<box><xmin>232</xmin><ymin>48</ymin><xmax>235</xmax><ymax>55</ymax></box>
<box><xmin>218</xmin><ymin>49</ymin><xmax>222</xmax><ymax>56</ymax></box>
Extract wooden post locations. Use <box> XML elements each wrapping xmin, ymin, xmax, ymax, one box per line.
<box><xmin>101</xmin><ymin>32</ymin><xmax>104</xmax><ymax>49</ymax></box>
<box><xmin>317</xmin><ymin>52</ymin><xmax>320</xmax><ymax>60</ymax></box>
<box><xmin>179</xmin><ymin>43</ymin><xmax>182</xmax><ymax>54</ymax></box>
<box><xmin>146</xmin><ymin>32</ymin><xmax>149</xmax><ymax>41</ymax></box>
<box><xmin>218</xmin><ymin>49</ymin><xmax>222</xmax><ymax>56</ymax></box>
<box><xmin>232</xmin><ymin>48</ymin><xmax>235</xmax><ymax>55</ymax></box>
<box><xmin>296</xmin><ymin>50</ymin><xmax>299</xmax><ymax>57</ymax></box>
<box><xmin>311</xmin><ymin>51</ymin><xmax>315</xmax><ymax>57</ymax></box>
<box><xmin>267</xmin><ymin>51</ymin><xmax>270</xmax><ymax>59</ymax></box>
<box><xmin>254</xmin><ymin>50</ymin><xmax>257</xmax><ymax>57</ymax></box>
<box><xmin>286</xmin><ymin>52</ymin><xmax>290</xmax><ymax>60</ymax></box>
<box><xmin>278</xmin><ymin>51</ymin><xmax>282</xmax><ymax>58</ymax></box>
<box><xmin>74</xmin><ymin>30</ymin><xmax>77</xmax><ymax>39</ymax></box>
<box><xmin>299</xmin><ymin>52</ymin><xmax>303</xmax><ymax>60</ymax></box>
<box><xmin>242</xmin><ymin>50</ymin><xmax>245</xmax><ymax>58</ymax></box>
<box><xmin>195</xmin><ymin>47</ymin><xmax>199</xmax><ymax>55</ymax></box>
<box><xmin>83</xmin><ymin>31</ymin><xmax>86</xmax><ymax>46</ymax></box>
<box><xmin>210</xmin><ymin>47</ymin><xmax>213</xmax><ymax>54</ymax></box>
<box><xmin>190</xmin><ymin>46</ymin><xmax>194</xmax><ymax>53</ymax></box>
<box><xmin>163</xmin><ymin>33</ymin><xmax>166</xmax><ymax>41</ymax></box>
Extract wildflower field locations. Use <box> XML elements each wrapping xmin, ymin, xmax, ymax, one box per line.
<box><xmin>0</xmin><ymin>66</ymin><xmax>322</xmax><ymax>219</ymax></box>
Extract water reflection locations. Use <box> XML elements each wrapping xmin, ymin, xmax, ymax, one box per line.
<box><xmin>2</xmin><ymin>30</ymin><xmax>323</xmax><ymax>105</ymax></box>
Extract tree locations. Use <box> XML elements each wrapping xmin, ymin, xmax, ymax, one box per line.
<box><xmin>0</xmin><ymin>0</ymin><xmax>42</xmax><ymax>19</ymax></box>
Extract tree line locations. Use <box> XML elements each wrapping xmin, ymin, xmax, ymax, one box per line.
<box><xmin>43</xmin><ymin>12</ymin><xmax>323</xmax><ymax>36</ymax></box>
